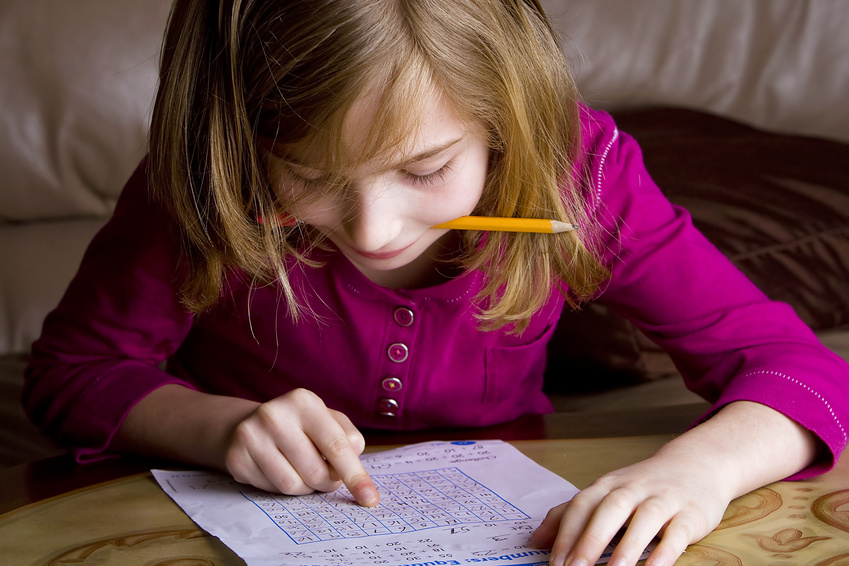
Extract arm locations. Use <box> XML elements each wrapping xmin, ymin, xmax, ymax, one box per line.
<box><xmin>23</xmin><ymin>160</ymin><xmax>195</xmax><ymax>455</ymax></box>
<box><xmin>573</xmin><ymin>107</ymin><xmax>848</xmax><ymax>472</ymax></box>
<box><xmin>531</xmin><ymin>107</ymin><xmax>849</xmax><ymax>565</ymax></box>
<box><xmin>532</xmin><ymin>400</ymin><xmax>819</xmax><ymax>565</ymax></box>
<box><xmin>112</xmin><ymin>384</ymin><xmax>379</xmax><ymax>505</ymax></box>
<box><xmin>23</xmin><ymin>161</ymin><xmax>378</xmax><ymax>504</ymax></box>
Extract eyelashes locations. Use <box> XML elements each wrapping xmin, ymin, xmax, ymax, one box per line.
<box><xmin>402</xmin><ymin>163</ymin><xmax>453</xmax><ymax>187</ymax></box>
<box><xmin>282</xmin><ymin>164</ymin><xmax>332</xmax><ymax>189</ymax></box>
<box><xmin>288</xmin><ymin>171</ymin><xmax>328</xmax><ymax>189</ymax></box>
<box><xmin>285</xmin><ymin>162</ymin><xmax>455</xmax><ymax>190</ymax></box>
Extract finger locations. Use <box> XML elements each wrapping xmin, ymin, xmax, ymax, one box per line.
<box><xmin>605</xmin><ymin>497</ymin><xmax>671</xmax><ymax>565</ymax></box>
<box><xmin>328</xmin><ymin>410</ymin><xmax>366</xmax><ymax>481</ymax></box>
<box><xmin>300</xmin><ymin>409</ymin><xmax>379</xmax><ymax>507</ymax></box>
<box><xmin>328</xmin><ymin>462</ymin><xmax>341</xmax><ymax>483</ymax></box>
<box><xmin>266</xmin><ymin>412</ymin><xmax>346</xmax><ymax>493</ymax></box>
<box><xmin>227</xmin><ymin>428</ymin><xmax>313</xmax><ymax>495</ymax></box>
<box><xmin>644</xmin><ymin>514</ymin><xmax>698</xmax><ymax>566</ymax></box>
<box><xmin>275</xmin><ymin>435</ymin><xmax>344</xmax><ymax>493</ymax></box>
<box><xmin>233</xmin><ymin>397</ymin><xmax>340</xmax><ymax>495</ymax></box>
<box><xmin>326</xmin><ymin>412</ymin><xmax>366</xmax><ymax>483</ymax></box>
<box><xmin>253</xmin><ymin>390</ymin><xmax>353</xmax><ymax>495</ymax></box>
<box><xmin>331</xmin><ymin>410</ymin><xmax>366</xmax><ymax>455</ymax></box>
<box><xmin>226</xmin><ymin>444</ymin><xmax>280</xmax><ymax>493</ymax></box>
<box><xmin>529</xmin><ymin>502</ymin><xmax>568</xmax><ymax>548</ymax></box>
<box><xmin>561</xmin><ymin>488</ymin><xmax>642</xmax><ymax>566</ymax></box>
<box><xmin>543</xmin><ymin>490</ymin><xmax>607</xmax><ymax>565</ymax></box>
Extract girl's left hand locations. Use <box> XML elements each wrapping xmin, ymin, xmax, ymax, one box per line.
<box><xmin>530</xmin><ymin>449</ymin><xmax>730</xmax><ymax>566</ymax></box>
<box><xmin>530</xmin><ymin>401</ymin><xmax>820</xmax><ymax>566</ymax></box>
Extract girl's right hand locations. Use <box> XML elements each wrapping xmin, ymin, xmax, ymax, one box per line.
<box><xmin>222</xmin><ymin>388</ymin><xmax>380</xmax><ymax>507</ymax></box>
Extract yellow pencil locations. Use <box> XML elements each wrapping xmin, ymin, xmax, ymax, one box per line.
<box><xmin>433</xmin><ymin>216</ymin><xmax>578</xmax><ymax>233</ymax></box>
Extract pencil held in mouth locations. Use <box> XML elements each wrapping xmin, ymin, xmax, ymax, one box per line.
<box><xmin>433</xmin><ymin>216</ymin><xmax>578</xmax><ymax>233</ymax></box>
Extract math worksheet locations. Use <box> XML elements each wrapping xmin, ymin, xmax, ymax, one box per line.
<box><xmin>153</xmin><ymin>440</ymin><xmax>645</xmax><ymax>566</ymax></box>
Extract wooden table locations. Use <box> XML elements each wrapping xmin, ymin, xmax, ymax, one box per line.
<box><xmin>1</xmin><ymin>405</ymin><xmax>848</xmax><ymax>565</ymax></box>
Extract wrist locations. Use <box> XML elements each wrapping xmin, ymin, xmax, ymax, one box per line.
<box><xmin>658</xmin><ymin>401</ymin><xmax>818</xmax><ymax>499</ymax></box>
<box><xmin>113</xmin><ymin>384</ymin><xmax>260</xmax><ymax>470</ymax></box>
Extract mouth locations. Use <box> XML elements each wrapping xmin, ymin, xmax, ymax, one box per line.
<box><xmin>348</xmin><ymin>242</ymin><xmax>415</xmax><ymax>260</ymax></box>
<box><xmin>350</xmin><ymin>242</ymin><xmax>415</xmax><ymax>261</ymax></box>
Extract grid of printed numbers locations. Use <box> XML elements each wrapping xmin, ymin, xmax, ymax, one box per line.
<box><xmin>243</xmin><ymin>467</ymin><xmax>529</xmax><ymax>544</ymax></box>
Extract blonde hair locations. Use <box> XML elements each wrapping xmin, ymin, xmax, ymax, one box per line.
<box><xmin>149</xmin><ymin>0</ymin><xmax>610</xmax><ymax>333</ymax></box>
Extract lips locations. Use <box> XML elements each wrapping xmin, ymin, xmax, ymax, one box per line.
<box><xmin>350</xmin><ymin>241</ymin><xmax>415</xmax><ymax>260</ymax></box>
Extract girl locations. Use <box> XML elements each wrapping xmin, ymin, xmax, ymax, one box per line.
<box><xmin>23</xmin><ymin>1</ymin><xmax>849</xmax><ymax>565</ymax></box>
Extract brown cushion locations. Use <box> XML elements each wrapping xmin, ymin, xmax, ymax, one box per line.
<box><xmin>546</xmin><ymin>107</ymin><xmax>849</xmax><ymax>391</ymax></box>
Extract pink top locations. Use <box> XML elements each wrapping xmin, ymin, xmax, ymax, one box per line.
<box><xmin>24</xmin><ymin>107</ymin><xmax>849</xmax><ymax>477</ymax></box>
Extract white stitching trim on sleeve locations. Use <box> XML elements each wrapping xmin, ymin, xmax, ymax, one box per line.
<box><xmin>593</xmin><ymin>127</ymin><xmax>619</xmax><ymax>207</ymax></box>
<box><xmin>742</xmin><ymin>370</ymin><xmax>847</xmax><ymax>442</ymax></box>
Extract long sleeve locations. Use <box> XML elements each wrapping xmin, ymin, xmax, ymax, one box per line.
<box><xmin>23</xmin><ymin>160</ymin><xmax>195</xmax><ymax>460</ymax></box>
<box><xmin>579</xmin><ymin>107</ymin><xmax>849</xmax><ymax>477</ymax></box>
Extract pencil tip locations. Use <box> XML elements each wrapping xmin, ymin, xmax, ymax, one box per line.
<box><xmin>550</xmin><ymin>220</ymin><xmax>579</xmax><ymax>233</ymax></box>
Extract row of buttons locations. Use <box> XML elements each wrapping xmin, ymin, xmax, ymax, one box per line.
<box><xmin>377</xmin><ymin>307</ymin><xmax>415</xmax><ymax>417</ymax></box>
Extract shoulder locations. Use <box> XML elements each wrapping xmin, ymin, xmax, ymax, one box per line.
<box><xmin>570</xmin><ymin>104</ymin><xmax>675</xmax><ymax>254</ymax></box>
<box><xmin>80</xmin><ymin>157</ymin><xmax>185</xmax><ymax>284</ymax></box>
<box><xmin>577</xmin><ymin>103</ymin><xmax>620</xmax><ymax>147</ymax></box>
<box><xmin>573</xmin><ymin>104</ymin><xmax>646</xmax><ymax>210</ymax></box>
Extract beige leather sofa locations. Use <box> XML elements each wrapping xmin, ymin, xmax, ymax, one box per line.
<box><xmin>2</xmin><ymin>0</ymin><xmax>848</xmax><ymax>466</ymax></box>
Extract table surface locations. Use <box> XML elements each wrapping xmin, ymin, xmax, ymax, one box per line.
<box><xmin>2</xmin><ymin>404</ymin><xmax>848</xmax><ymax>565</ymax></box>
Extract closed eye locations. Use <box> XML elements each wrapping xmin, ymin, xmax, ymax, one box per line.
<box><xmin>403</xmin><ymin>163</ymin><xmax>453</xmax><ymax>187</ymax></box>
<box><xmin>283</xmin><ymin>163</ymin><xmax>331</xmax><ymax>189</ymax></box>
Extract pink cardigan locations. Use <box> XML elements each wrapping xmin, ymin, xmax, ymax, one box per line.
<box><xmin>24</xmin><ymin>107</ymin><xmax>849</xmax><ymax>477</ymax></box>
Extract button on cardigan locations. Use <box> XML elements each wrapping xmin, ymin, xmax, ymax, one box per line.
<box><xmin>23</xmin><ymin>106</ymin><xmax>849</xmax><ymax>477</ymax></box>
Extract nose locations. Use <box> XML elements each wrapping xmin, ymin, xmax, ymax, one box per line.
<box><xmin>342</xmin><ymin>177</ymin><xmax>405</xmax><ymax>252</ymax></box>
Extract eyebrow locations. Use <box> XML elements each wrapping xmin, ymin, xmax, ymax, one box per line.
<box><xmin>398</xmin><ymin>137</ymin><xmax>465</xmax><ymax>166</ymax></box>
<box><xmin>277</xmin><ymin>136</ymin><xmax>466</xmax><ymax>172</ymax></box>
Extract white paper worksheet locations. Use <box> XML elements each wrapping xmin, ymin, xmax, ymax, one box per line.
<box><xmin>153</xmin><ymin>440</ymin><xmax>646</xmax><ymax>566</ymax></box>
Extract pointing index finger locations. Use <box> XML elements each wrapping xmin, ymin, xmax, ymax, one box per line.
<box><xmin>319</xmin><ymin>435</ymin><xmax>380</xmax><ymax>507</ymax></box>
<box><xmin>347</xmin><ymin>469</ymin><xmax>380</xmax><ymax>507</ymax></box>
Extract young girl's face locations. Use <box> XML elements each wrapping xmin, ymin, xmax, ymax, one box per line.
<box><xmin>267</xmin><ymin>92</ymin><xmax>490</xmax><ymax>287</ymax></box>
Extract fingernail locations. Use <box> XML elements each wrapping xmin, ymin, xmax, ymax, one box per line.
<box><xmin>362</xmin><ymin>488</ymin><xmax>379</xmax><ymax>507</ymax></box>
<box><xmin>567</xmin><ymin>558</ymin><xmax>588</xmax><ymax>566</ymax></box>
<box><xmin>354</xmin><ymin>482</ymin><xmax>379</xmax><ymax>507</ymax></box>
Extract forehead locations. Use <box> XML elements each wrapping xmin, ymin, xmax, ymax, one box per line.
<box><xmin>289</xmin><ymin>83</ymin><xmax>474</xmax><ymax>170</ymax></box>
<box><xmin>344</xmin><ymin>88</ymin><xmax>469</xmax><ymax>160</ymax></box>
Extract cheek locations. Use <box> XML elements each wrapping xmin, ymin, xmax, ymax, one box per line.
<box><xmin>418</xmin><ymin>173</ymin><xmax>484</xmax><ymax>223</ymax></box>
<box><xmin>450</xmin><ymin>146</ymin><xmax>489</xmax><ymax>213</ymax></box>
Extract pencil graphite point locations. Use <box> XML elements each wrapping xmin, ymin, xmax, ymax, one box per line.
<box><xmin>549</xmin><ymin>221</ymin><xmax>580</xmax><ymax>234</ymax></box>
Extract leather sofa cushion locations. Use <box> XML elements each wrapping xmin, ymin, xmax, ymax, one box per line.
<box><xmin>546</xmin><ymin>107</ymin><xmax>849</xmax><ymax>390</ymax></box>
<box><xmin>0</xmin><ymin>0</ymin><xmax>170</xmax><ymax>222</ymax></box>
